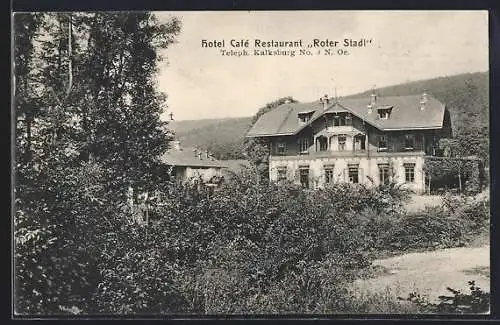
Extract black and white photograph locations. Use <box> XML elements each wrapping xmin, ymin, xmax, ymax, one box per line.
<box><xmin>12</xmin><ymin>10</ymin><xmax>490</xmax><ymax>316</ymax></box>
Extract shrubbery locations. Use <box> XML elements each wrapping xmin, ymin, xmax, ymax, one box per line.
<box><xmin>15</xmin><ymin>166</ymin><xmax>490</xmax><ymax>314</ymax></box>
<box><xmin>402</xmin><ymin>281</ymin><xmax>490</xmax><ymax>314</ymax></box>
<box><xmin>358</xmin><ymin>193</ymin><xmax>489</xmax><ymax>255</ymax></box>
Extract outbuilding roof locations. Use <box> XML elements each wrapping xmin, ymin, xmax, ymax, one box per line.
<box><xmin>160</xmin><ymin>147</ymin><xmax>227</xmax><ymax>168</ymax></box>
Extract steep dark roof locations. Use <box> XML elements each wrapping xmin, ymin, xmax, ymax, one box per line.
<box><xmin>246</xmin><ymin>101</ymin><xmax>326</xmax><ymax>136</ymax></box>
<box><xmin>246</xmin><ymin>94</ymin><xmax>445</xmax><ymax>137</ymax></box>
<box><xmin>337</xmin><ymin>95</ymin><xmax>445</xmax><ymax>130</ymax></box>
<box><xmin>161</xmin><ymin>147</ymin><xmax>226</xmax><ymax>168</ymax></box>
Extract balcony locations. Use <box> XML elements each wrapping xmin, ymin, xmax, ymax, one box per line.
<box><xmin>271</xmin><ymin>150</ymin><xmax>367</xmax><ymax>161</ymax></box>
<box><xmin>270</xmin><ymin>149</ymin><xmax>426</xmax><ymax>161</ymax></box>
<box><xmin>371</xmin><ymin>150</ymin><xmax>426</xmax><ymax>157</ymax></box>
<box><xmin>323</xmin><ymin>125</ymin><xmax>358</xmax><ymax>135</ymax></box>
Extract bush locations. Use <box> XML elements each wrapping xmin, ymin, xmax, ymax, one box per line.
<box><xmin>15</xmin><ymin>164</ymin><xmax>489</xmax><ymax>314</ymax></box>
<box><xmin>402</xmin><ymin>281</ymin><xmax>490</xmax><ymax>314</ymax></box>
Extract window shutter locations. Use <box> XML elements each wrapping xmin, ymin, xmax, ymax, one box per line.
<box><xmin>343</xmin><ymin>168</ymin><xmax>347</xmax><ymax>182</ymax></box>
<box><xmin>359</xmin><ymin>168</ymin><xmax>364</xmax><ymax>183</ymax></box>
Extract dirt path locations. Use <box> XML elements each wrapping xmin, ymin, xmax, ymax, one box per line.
<box><xmin>405</xmin><ymin>195</ymin><xmax>442</xmax><ymax>213</ymax></box>
<box><xmin>353</xmin><ymin>245</ymin><xmax>490</xmax><ymax>302</ymax></box>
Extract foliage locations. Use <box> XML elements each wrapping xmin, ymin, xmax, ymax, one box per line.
<box><xmin>359</xmin><ymin>194</ymin><xmax>490</xmax><ymax>255</ymax></box>
<box><xmin>14</xmin><ymin>13</ymin><xmax>490</xmax><ymax>315</ymax></box>
<box><xmin>95</xmin><ymin>170</ymin><xmax>412</xmax><ymax>314</ymax></box>
<box><xmin>402</xmin><ymin>281</ymin><xmax>490</xmax><ymax>314</ymax></box>
<box><xmin>15</xmin><ymin>156</ymin><xmax>489</xmax><ymax>314</ymax></box>
<box><xmin>424</xmin><ymin>156</ymin><xmax>484</xmax><ymax>194</ymax></box>
<box><xmin>14</xmin><ymin>12</ymin><xmax>181</xmax><ymax>315</ymax></box>
<box><xmin>242</xmin><ymin>96</ymin><xmax>298</xmax><ymax>181</ymax></box>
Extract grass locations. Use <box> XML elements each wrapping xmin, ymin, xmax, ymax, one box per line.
<box><xmin>356</xmin><ymin>264</ymin><xmax>393</xmax><ymax>280</ymax></box>
<box><xmin>467</xmin><ymin>231</ymin><xmax>490</xmax><ymax>248</ymax></box>
<box><xmin>353</xmin><ymin>245</ymin><xmax>490</xmax><ymax>306</ymax></box>
<box><xmin>346</xmin><ymin>286</ymin><xmax>422</xmax><ymax>314</ymax></box>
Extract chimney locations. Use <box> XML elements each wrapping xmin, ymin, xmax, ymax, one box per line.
<box><xmin>320</xmin><ymin>94</ymin><xmax>329</xmax><ymax>110</ymax></box>
<box><xmin>370</xmin><ymin>90</ymin><xmax>377</xmax><ymax>107</ymax></box>
<box><xmin>420</xmin><ymin>91</ymin><xmax>428</xmax><ymax>110</ymax></box>
<box><xmin>368</xmin><ymin>86</ymin><xmax>377</xmax><ymax>113</ymax></box>
<box><xmin>205</xmin><ymin>150</ymin><xmax>209</xmax><ymax>159</ymax></box>
<box><xmin>172</xmin><ymin>140</ymin><xmax>181</xmax><ymax>151</ymax></box>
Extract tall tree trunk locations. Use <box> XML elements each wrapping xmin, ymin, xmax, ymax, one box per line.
<box><xmin>428</xmin><ymin>173</ymin><xmax>431</xmax><ymax>195</ymax></box>
<box><xmin>65</xmin><ymin>14</ymin><xmax>73</xmax><ymax>99</ymax></box>
<box><xmin>458</xmin><ymin>164</ymin><xmax>462</xmax><ymax>193</ymax></box>
<box><xmin>25</xmin><ymin>113</ymin><xmax>32</xmax><ymax>163</ymax></box>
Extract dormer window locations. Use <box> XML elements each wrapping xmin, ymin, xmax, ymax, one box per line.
<box><xmin>298</xmin><ymin>110</ymin><xmax>314</xmax><ymax>125</ymax></box>
<box><xmin>377</xmin><ymin>106</ymin><xmax>393</xmax><ymax>120</ymax></box>
<box><xmin>299</xmin><ymin>115</ymin><xmax>310</xmax><ymax>124</ymax></box>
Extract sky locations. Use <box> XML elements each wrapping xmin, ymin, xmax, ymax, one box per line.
<box><xmin>155</xmin><ymin>11</ymin><xmax>488</xmax><ymax>121</ymax></box>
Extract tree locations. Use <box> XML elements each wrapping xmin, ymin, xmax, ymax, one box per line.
<box><xmin>439</xmin><ymin>138</ymin><xmax>468</xmax><ymax>192</ymax></box>
<box><xmin>72</xmin><ymin>12</ymin><xmax>181</xmax><ymax>192</ymax></box>
<box><xmin>244</xmin><ymin>96</ymin><xmax>298</xmax><ymax>183</ymax></box>
<box><xmin>13</xmin><ymin>12</ymin><xmax>181</xmax><ymax>314</ymax></box>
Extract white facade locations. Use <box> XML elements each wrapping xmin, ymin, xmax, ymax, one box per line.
<box><xmin>175</xmin><ymin>166</ymin><xmax>223</xmax><ymax>183</ymax></box>
<box><xmin>269</xmin><ymin>155</ymin><xmax>426</xmax><ymax>192</ymax></box>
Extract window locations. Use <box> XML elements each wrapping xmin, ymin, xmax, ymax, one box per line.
<box><xmin>345</xmin><ymin>114</ymin><xmax>352</xmax><ymax>125</ymax></box>
<box><xmin>338</xmin><ymin>135</ymin><xmax>347</xmax><ymax>151</ymax></box>
<box><xmin>354</xmin><ymin>134</ymin><xmax>366</xmax><ymax>151</ymax></box>
<box><xmin>404</xmin><ymin>134</ymin><xmax>415</xmax><ymax>149</ymax></box>
<box><xmin>339</xmin><ymin>116</ymin><xmax>346</xmax><ymax>126</ymax></box>
<box><xmin>299</xmin><ymin>167</ymin><xmax>309</xmax><ymax>188</ymax></box>
<box><xmin>298</xmin><ymin>116</ymin><xmax>309</xmax><ymax>124</ymax></box>
<box><xmin>277</xmin><ymin>167</ymin><xmax>287</xmax><ymax>182</ymax></box>
<box><xmin>324</xmin><ymin>165</ymin><xmax>335</xmax><ymax>184</ymax></box>
<box><xmin>298</xmin><ymin>112</ymin><xmax>313</xmax><ymax>124</ymax></box>
<box><xmin>348</xmin><ymin>164</ymin><xmax>359</xmax><ymax>184</ymax></box>
<box><xmin>378</xmin><ymin>164</ymin><xmax>390</xmax><ymax>185</ymax></box>
<box><xmin>276</xmin><ymin>142</ymin><xmax>287</xmax><ymax>155</ymax></box>
<box><xmin>318</xmin><ymin>137</ymin><xmax>328</xmax><ymax>151</ymax></box>
<box><xmin>404</xmin><ymin>163</ymin><xmax>415</xmax><ymax>183</ymax></box>
<box><xmin>298</xmin><ymin>138</ymin><xmax>309</xmax><ymax>154</ymax></box>
<box><xmin>378</xmin><ymin>108</ymin><xmax>391</xmax><ymax>119</ymax></box>
<box><xmin>334</xmin><ymin>115</ymin><xmax>346</xmax><ymax>126</ymax></box>
<box><xmin>378</xmin><ymin>135</ymin><xmax>388</xmax><ymax>150</ymax></box>
<box><xmin>326</xmin><ymin>118</ymin><xmax>334</xmax><ymax>130</ymax></box>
